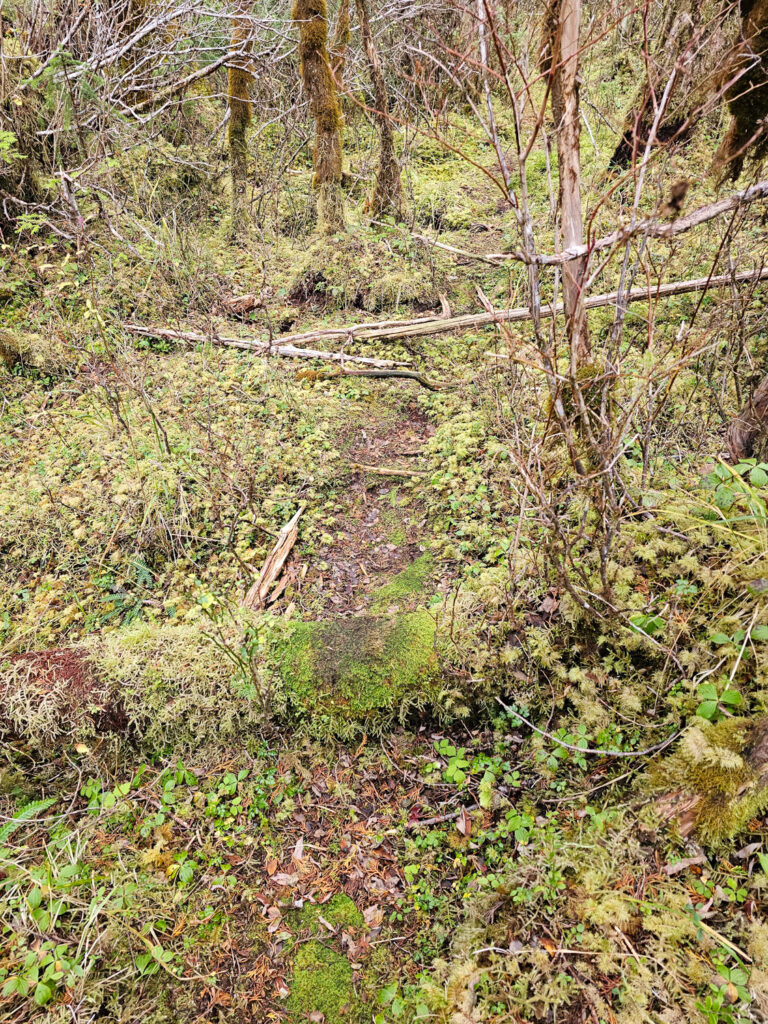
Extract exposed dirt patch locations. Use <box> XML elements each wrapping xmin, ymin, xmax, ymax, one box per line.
<box><xmin>294</xmin><ymin>395</ymin><xmax>436</xmax><ymax>617</ymax></box>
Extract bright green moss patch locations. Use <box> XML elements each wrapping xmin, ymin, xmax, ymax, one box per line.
<box><xmin>292</xmin><ymin>893</ymin><xmax>363</xmax><ymax>934</ymax></box>
<box><xmin>278</xmin><ymin>609</ymin><xmax>439</xmax><ymax>736</ymax></box>
<box><xmin>286</xmin><ymin>940</ymin><xmax>364</xmax><ymax>1024</ymax></box>
<box><xmin>370</xmin><ymin>553</ymin><xmax>434</xmax><ymax>612</ymax></box>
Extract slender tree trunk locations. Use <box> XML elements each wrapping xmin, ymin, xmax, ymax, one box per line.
<box><xmin>727</xmin><ymin>371</ymin><xmax>768</xmax><ymax>461</ymax></box>
<box><xmin>549</xmin><ymin>0</ymin><xmax>590</xmax><ymax>367</ymax></box>
<box><xmin>293</xmin><ymin>0</ymin><xmax>345</xmax><ymax>235</ymax></box>
<box><xmin>228</xmin><ymin>0</ymin><xmax>253</xmax><ymax>234</ymax></box>
<box><xmin>355</xmin><ymin>0</ymin><xmax>403</xmax><ymax>219</ymax></box>
<box><xmin>330</xmin><ymin>0</ymin><xmax>350</xmax><ymax>84</ymax></box>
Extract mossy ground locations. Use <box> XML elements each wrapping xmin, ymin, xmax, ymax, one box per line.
<box><xmin>1</xmin><ymin>39</ymin><xmax>768</xmax><ymax>1024</ymax></box>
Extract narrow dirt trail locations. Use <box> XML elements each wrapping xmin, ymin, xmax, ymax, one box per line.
<box><xmin>293</xmin><ymin>388</ymin><xmax>438</xmax><ymax>619</ymax></box>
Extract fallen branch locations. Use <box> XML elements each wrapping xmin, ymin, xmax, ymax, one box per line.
<box><xmin>243</xmin><ymin>505</ymin><xmax>305</xmax><ymax>610</ymax></box>
<box><xmin>125</xmin><ymin>267</ymin><xmax>768</xmax><ymax>355</ymax></box>
<box><xmin>298</xmin><ymin>368</ymin><xmax>447</xmax><ymax>391</ymax></box>
<box><xmin>122</xmin><ymin>323</ymin><xmax>410</xmax><ymax>368</ymax></box>
<box><xmin>414</xmin><ymin>179</ymin><xmax>768</xmax><ymax>267</ymax></box>
<box><xmin>350</xmin><ymin>463</ymin><xmax>428</xmax><ymax>477</ymax></box>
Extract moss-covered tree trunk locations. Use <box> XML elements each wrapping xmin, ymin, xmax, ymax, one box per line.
<box><xmin>330</xmin><ymin>0</ymin><xmax>350</xmax><ymax>86</ymax></box>
<box><xmin>228</xmin><ymin>0</ymin><xmax>254</xmax><ymax>234</ymax></box>
<box><xmin>293</xmin><ymin>0</ymin><xmax>345</xmax><ymax>235</ymax></box>
<box><xmin>713</xmin><ymin>0</ymin><xmax>768</xmax><ymax>180</ymax></box>
<box><xmin>355</xmin><ymin>0</ymin><xmax>403</xmax><ymax>219</ymax></box>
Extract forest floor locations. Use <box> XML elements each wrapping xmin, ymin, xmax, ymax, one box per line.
<box><xmin>2</xmin><ymin>106</ymin><xmax>768</xmax><ymax>1024</ymax></box>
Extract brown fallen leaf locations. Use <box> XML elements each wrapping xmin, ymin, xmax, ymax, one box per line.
<box><xmin>456</xmin><ymin>806</ymin><xmax>472</xmax><ymax>837</ymax></box>
<box><xmin>293</xmin><ymin>837</ymin><xmax>305</xmax><ymax>862</ymax></box>
<box><xmin>272</xmin><ymin>871</ymin><xmax>299</xmax><ymax>887</ymax></box>
<box><xmin>265</xmin><ymin>856</ymin><xmax>278</xmax><ymax>876</ymax></box>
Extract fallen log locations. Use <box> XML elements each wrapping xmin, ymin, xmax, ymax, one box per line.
<box><xmin>243</xmin><ymin>504</ymin><xmax>304</xmax><ymax>610</ymax></box>
<box><xmin>125</xmin><ymin>266</ymin><xmax>768</xmax><ymax>355</ymax></box>
<box><xmin>122</xmin><ymin>324</ymin><xmax>410</xmax><ymax>368</ymax></box>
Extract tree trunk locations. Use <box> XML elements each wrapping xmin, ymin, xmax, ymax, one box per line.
<box><xmin>355</xmin><ymin>0</ymin><xmax>403</xmax><ymax>219</ymax></box>
<box><xmin>727</xmin><ymin>370</ymin><xmax>768</xmax><ymax>461</ymax></box>
<box><xmin>712</xmin><ymin>0</ymin><xmax>768</xmax><ymax>181</ymax></box>
<box><xmin>293</xmin><ymin>0</ymin><xmax>346</xmax><ymax>235</ymax></box>
<box><xmin>228</xmin><ymin>0</ymin><xmax>253</xmax><ymax>234</ymax></box>
<box><xmin>330</xmin><ymin>0</ymin><xmax>350</xmax><ymax>84</ymax></box>
<box><xmin>548</xmin><ymin>0</ymin><xmax>590</xmax><ymax>367</ymax></box>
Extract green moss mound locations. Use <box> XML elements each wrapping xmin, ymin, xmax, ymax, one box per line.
<box><xmin>650</xmin><ymin>717</ymin><xmax>768</xmax><ymax>844</ymax></box>
<box><xmin>370</xmin><ymin>553</ymin><xmax>434</xmax><ymax>612</ymax></box>
<box><xmin>286</xmin><ymin>940</ymin><xmax>364</xmax><ymax>1024</ymax></box>
<box><xmin>279</xmin><ymin>609</ymin><xmax>439</xmax><ymax>737</ymax></box>
<box><xmin>287</xmin><ymin>234</ymin><xmax>442</xmax><ymax>311</ymax></box>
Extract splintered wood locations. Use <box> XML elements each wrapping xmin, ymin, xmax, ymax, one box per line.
<box><xmin>243</xmin><ymin>504</ymin><xmax>305</xmax><ymax>610</ymax></box>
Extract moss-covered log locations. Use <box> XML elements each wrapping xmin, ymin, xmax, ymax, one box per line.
<box><xmin>293</xmin><ymin>0</ymin><xmax>345</xmax><ymax>234</ymax></box>
<box><xmin>355</xmin><ymin>0</ymin><xmax>403</xmax><ymax>220</ymax></box>
<box><xmin>228</xmin><ymin>0</ymin><xmax>254</xmax><ymax>233</ymax></box>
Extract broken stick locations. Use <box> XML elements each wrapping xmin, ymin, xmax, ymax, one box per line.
<box><xmin>243</xmin><ymin>504</ymin><xmax>305</xmax><ymax>610</ymax></box>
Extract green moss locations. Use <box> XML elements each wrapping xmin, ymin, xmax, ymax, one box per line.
<box><xmin>649</xmin><ymin>717</ymin><xmax>768</xmax><ymax>844</ymax></box>
<box><xmin>286</xmin><ymin>941</ymin><xmax>364</xmax><ymax>1024</ymax></box>
<box><xmin>292</xmin><ymin>893</ymin><xmax>363</xmax><ymax>934</ymax></box>
<box><xmin>370</xmin><ymin>553</ymin><xmax>434</xmax><ymax>612</ymax></box>
<box><xmin>277</xmin><ymin>609</ymin><xmax>438</xmax><ymax>736</ymax></box>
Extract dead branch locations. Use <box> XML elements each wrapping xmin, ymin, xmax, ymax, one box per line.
<box><xmin>415</xmin><ymin>179</ymin><xmax>768</xmax><ymax>267</ymax></box>
<box><xmin>121</xmin><ymin>323</ymin><xmax>410</xmax><ymax>368</ymax></box>
<box><xmin>243</xmin><ymin>504</ymin><xmax>305</xmax><ymax>610</ymax></box>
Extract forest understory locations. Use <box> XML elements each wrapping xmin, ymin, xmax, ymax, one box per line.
<box><xmin>3</xmin><ymin>0</ymin><xmax>768</xmax><ymax>1022</ymax></box>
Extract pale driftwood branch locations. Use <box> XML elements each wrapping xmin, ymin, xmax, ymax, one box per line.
<box><xmin>414</xmin><ymin>180</ymin><xmax>768</xmax><ymax>267</ymax></box>
<box><xmin>125</xmin><ymin>267</ymin><xmax>768</xmax><ymax>357</ymax></box>
<box><xmin>243</xmin><ymin>505</ymin><xmax>305</xmax><ymax>610</ymax></box>
<box><xmin>255</xmin><ymin>267</ymin><xmax>768</xmax><ymax>347</ymax></box>
<box><xmin>122</xmin><ymin>323</ymin><xmax>410</xmax><ymax>368</ymax></box>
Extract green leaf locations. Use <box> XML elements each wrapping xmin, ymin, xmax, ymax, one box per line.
<box><xmin>750</xmin><ymin>467</ymin><xmax>768</xmax><ymax>487</ymax></box>
<box><xmin>698</xmin><ymin>683</ymin><xmax>718</xmax><ymax>700</ymax></box>
<box><xmin>710</xmin><ymin>632</ymin><xmax>732</xmax><ymax>645</ymax></box>
<box><xmin>33</xmin><ymin>982</ymin><xmax>53</xmax><ymax>1006</ymax></box>
<box><xmin>696</xmin><ymin>701</ymin><xmax>718</xmax><ymax>720</ymax></box>
<box><xmin>719</xmin><ymin>689</ymin><xmax>742</xmax><ymax>706</ymax></box>
<box><xmin>378</xmin><ymin>983</ymin><xmax>398</xmax><ymax>1006</ymax></box>
<box><xmin>28</xmin><ymin>887</ymin><xmax>42</xmax><ymax>909</ymax></box>
<box><xmin>1</xmin><ymin>978</ymin><xmax>17</xmax><ymax>998</ymax></box>
<box><xmin>752</xmin><ymin>624</ymin><xmax>768</xmax><ymax>642</ymax></box>
<box><xmin>714</xmin><ymin>486</ymin><xmax>735</xmax><ymax>510</ymax></box>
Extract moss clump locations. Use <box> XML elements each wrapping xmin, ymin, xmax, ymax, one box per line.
<box><xmin>370</xmin><ymin>553</ymin><xmax>434</xmax><ymax>612</ymax></box>
<box><xmin>650</xmin><ymin>717</ymin><xmax>768</xmax><ymax>844</ymax></box>
<box><xmin>287</xmin><ymin>235</ymin><xmax>441</xmax><ymax>311</ymax></box>
<box><xmin>286</xmin><ymin>941</ymin><xmax>364</xmax><ymax>1024</ymax></box>
<box><xmin>278</xmin><ymin>609</ymin><xmax>438</xmax><ymax>736</ymax></box>
<box><xmin>292</xmin><ymin>893</ymin><xmax>364</xmax><ymax>934</ymax></box>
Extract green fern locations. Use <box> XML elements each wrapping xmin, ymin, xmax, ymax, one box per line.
<box><xmin>0</xmin><ymin>798</ymin><xmax>56</xmax><ymax>846</ymax></box>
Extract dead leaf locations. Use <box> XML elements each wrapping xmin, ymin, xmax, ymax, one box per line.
<box><xmin>456</xmin><ymin>806</ymin><xmax>472</xmax><ymax>837</ymax></box>
<box><xmin>272</xmin><ymin>872</ymin><xmax>299</xmax><ymax>887</ymax></box>
<box><xmin>293</xmin><ymin>837</ymin><xmax>305</xmax><ymax>862</ymax></box>
<box><xmin>74</xmin><ymin>742</ymin><xmax>91</xmax><ymax>754</ymax></box>
<box><xmin>539</xmin><ymin>937</ymin><xmax>557</xmax><ymax>954</ymax></box>
<box><xmin>265</xmin><ymin>856</ymin><xmax>278</xmax><ymax>876</ymax></box>
<box><xmin>308</xmin><ymin>1013</ymin><xmax>325</xmax><ymax>1023</ymax></box>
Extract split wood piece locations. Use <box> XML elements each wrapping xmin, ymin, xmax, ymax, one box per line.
<box><xmin>122</xmin><ymin>323</ymin><xmax>409</xmax><ymax>369</ymax></box>
<box><xmin>243</xmin><ymin>504</ymin><xmax>305</xmax><ymax>610</ymax></box>
<box><xmin>351</xmin><ymin>462</ymin><xmax>428</xmax><ymax>477</ymax></box>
